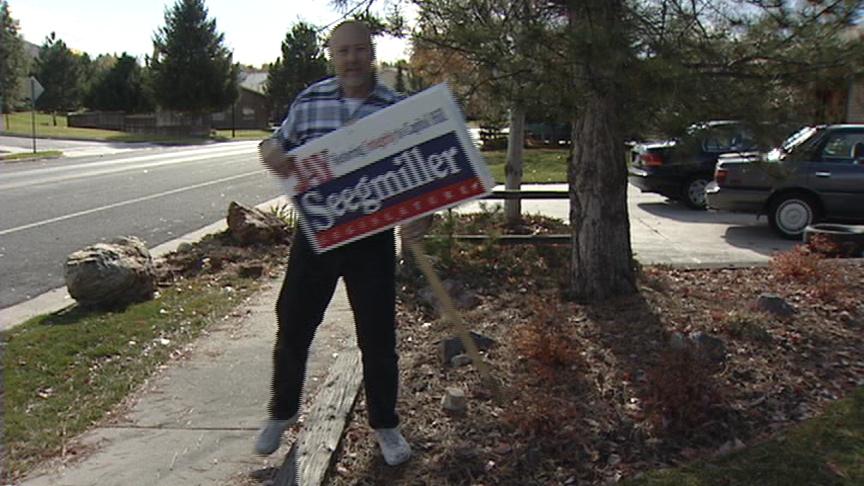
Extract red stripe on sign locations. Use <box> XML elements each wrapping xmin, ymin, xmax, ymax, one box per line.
<box><xmin>315</xmin><ymin>178</ymin><xmax>485</xmax><ymax>249</ymax></box>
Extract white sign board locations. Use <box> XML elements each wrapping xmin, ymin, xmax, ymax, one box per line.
<box><xmin>275</xmin><ymin>83</ymin><xmax>494</xmax><ymax>253</ymax></box>
<box><xmin>28</xmin><ymin>76</ymin><xmax>44</xmax><ymax>101</ymax></box>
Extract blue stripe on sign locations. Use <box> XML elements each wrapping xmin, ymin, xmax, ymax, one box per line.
<box><xmin>294</xmin><ymin>131</ymin><xmax>476</xmax><ymax>232</ymax></box>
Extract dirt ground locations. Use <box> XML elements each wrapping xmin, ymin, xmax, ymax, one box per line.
<box><xmin>211</xmin><ymin>214</ymin><xmax>862</xmax><ymax>485</ymax></box>
<box><xmin>320</xmin><ymin>219</ymin><xmax>864</xmax><ymax>486</ymax></box>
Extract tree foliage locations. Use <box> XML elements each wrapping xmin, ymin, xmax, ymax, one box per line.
<box><xmin>0</xmin><ymin>0</ymin><xmax>27</xmax><ymax>112</ymax></box>
<box><xmin>85</xmin><ymin>54</ymin><xmax>154</xmax><ymax>113</ymax></box>
<box><xmin>335</xmin><ymin>0</ymin><xmax>864</xmax><ymax>301</ymax></box>
<box><xmin>149</xmin><ymin>0</ymin><xmax>238</xmax><ymax>113</ymax></box>
<box><xmin>34</xmin><ymin>32</ymin><xmax>84</xmax><ymax>112</ymax></box>
<box><xmin>266</xmin><ymin>21</ymin><xmax>329</xmax><ymax>122</ymax></box>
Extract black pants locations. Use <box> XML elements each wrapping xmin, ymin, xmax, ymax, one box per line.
<box><xmin>269</xmin><ymin>229</ymin><xmax>399</xmax><ymax>429</ymax></box>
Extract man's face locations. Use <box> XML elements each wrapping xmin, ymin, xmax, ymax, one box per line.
<box><xmin>329</xmin><ymin>25</ymin><xmax>374</xmax><ymax>93</ymax></box>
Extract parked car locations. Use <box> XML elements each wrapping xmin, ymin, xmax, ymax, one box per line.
<box><xmin>706</xmin><ymin>124</ymin><xmax>864</xmax><ymax>239</ymax></box>
<box><xmin>628</xmin><ymin>121</ymin><xmax>761</xmax><ymax>209</ymax></box>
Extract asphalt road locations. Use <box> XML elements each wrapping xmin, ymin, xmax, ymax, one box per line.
<box><xmin>0</xmin><ymin>141</ymin><xmax>281</xmax><ymax>309</ymax></box>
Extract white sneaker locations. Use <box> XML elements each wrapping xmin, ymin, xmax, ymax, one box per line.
<box><xmin>254</xmin><ymin>415</ymin><xmax>298</xmax><ymax>456</ymax></box>
<box><xmin>374</xmin><ymin>427</ymin><xmax>412</xmax><ymax>466</ymax></box>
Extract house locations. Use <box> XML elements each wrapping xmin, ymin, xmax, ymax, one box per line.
<box><xmin>211</xmin><ymin>70</ymin><xmax>270</xmax><ymax>130</ymax></box>
<box><xmin>377</xmin><ymin>66</ymin><xmax>398</xmax><ymax>91</ymax></box>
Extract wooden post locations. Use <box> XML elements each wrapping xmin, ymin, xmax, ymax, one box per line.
<box><xmin>406</xmin><ymin>239</ymin><xmax>501</xmax><ymax>397</ymax></box>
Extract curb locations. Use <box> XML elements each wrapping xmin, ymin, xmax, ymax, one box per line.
<box><xmin>0</xmin><ymin>195</ymin><xmax>290</xmax><ymax>331</ymax></box>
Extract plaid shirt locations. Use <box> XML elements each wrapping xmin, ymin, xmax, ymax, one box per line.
<box><xmin>275</xmin><ymin>76</ymin><xmax>402</xmax><ymax>151</ymax></box>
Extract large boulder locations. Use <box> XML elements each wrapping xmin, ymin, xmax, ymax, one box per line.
<box><xmin>65</xmin><ymin>236</ymin><xmax>156</xmax><ymax>309</ymax></box>
<box><xmin>226</xmin><ymin>201</ymin><xmax>289</xmax><ymax>245</ymax></box>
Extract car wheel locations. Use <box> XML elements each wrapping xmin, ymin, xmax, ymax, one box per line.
<box><xmin>681</xmin><ymin>177</ymin><xmax>709</xmax><ymax>209</ymax></box>
<box><xmin>768</xmin><ymin>193</ymin><xmax>819</xmax><ymax>240</ymax></box>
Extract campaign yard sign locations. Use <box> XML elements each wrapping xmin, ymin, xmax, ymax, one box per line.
<box><xmin>278</xmin><ymin>83</ymin><xmax>494</xmax><ymax>253</ymax></box>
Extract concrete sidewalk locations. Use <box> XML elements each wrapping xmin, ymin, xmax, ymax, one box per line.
<box><xmin>0</xmin><ymin>135</ymin><xmax>162</xmax><ymax>160</ymax></box>
<box><xmin>20</xmin><ymin>278</ymin><xmax>359</xmax><ymax>486</ymax></box>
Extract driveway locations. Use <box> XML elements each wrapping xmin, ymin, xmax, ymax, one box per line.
<box><xmin>458</xmin><ymin>183</ymin><xmax>797</xmax><ymax>266</ymax></box>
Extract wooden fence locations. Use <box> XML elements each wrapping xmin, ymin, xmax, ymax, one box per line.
<box><xmin>435</xmin><ymin>189</ymin><xmax>570</xmax><ymax>245</ymax></box>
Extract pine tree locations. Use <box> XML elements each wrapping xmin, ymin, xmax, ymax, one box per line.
<box><xmin>0</xmin><ymin>1</ymin><xmax>27</xmax><ymax>112</ymax></box>
<box><xmin>150</xmin><ymin>0</ymin><xmax>237</xmax><ymax>113</ymax></box>
<box><xmin>266</xmin><ymin>21</ymin><xmax>328</xmax><ymax>122</ymax></box>
<box><xmin>86</xmin><ymin>54</ymin><xmax>154</xmax><ymax>113</ymax></box>
<box><xmin>34</xmin><ymin>32</ymin><xmax>84</xmax><ymax>114</ymax></box>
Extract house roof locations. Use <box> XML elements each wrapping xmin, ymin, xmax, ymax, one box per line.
<box><xmin>23</xmin><ymin>39</ymin><xmax>40</xmax><ymax>60</ymax></box>
<box><xmin>239</xmin><ymin>71</ymin><xmax>268</xmax><ymax>95</ymax></box>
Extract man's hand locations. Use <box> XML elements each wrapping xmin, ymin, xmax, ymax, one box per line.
<box><xmin>258</xmin><ymin>138</ymin><xmax>296</xmax><ymax>179</ymax></box>
<box><xmin>400</xmin><ymin>215</ymin><xmax>433</xmax><ymax>242</ymax></box>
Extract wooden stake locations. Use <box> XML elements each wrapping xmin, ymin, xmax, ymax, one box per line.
<box><xmin>406</xmin><ymin>239</ymin><xmax>502</xmax><ymax>398</ymax></box>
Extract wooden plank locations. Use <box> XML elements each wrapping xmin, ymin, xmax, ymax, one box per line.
<box><xmin>425</xmin><ymin>234</ymin><xmax>570</xmax><ymax>245</ymax></box>
<box><xmin>483</xmin><ymin>189</ymin><xmax>569</xmax><ymax>200</ymax></box>
<box><xmin>273</xmin><ymin>349</ymin><xmax>363</xmax><ymax>486</ymax></box>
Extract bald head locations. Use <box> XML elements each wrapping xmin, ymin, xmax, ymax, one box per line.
<box><xmin>329</xmin><ymin>20</ymin><xmax>373</xmax><ymax>48</ymax></box>
<box><xmin>328</xmin><ymin>21</ymin><xmax>376</xmax><ymax>97</ymax></box>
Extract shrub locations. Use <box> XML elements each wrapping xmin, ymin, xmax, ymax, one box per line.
<box><xmin>642</xmin><ymin>346</ymin><xmax>723</xmax><ymax>435</ymax></box>
<box><xmin>724</xmin><ymin>311</ymin><xmax>772</xmax><ymax>342</ymax></box>
<box><xmin>512</xmin><ymin>297</ymin><xmax>582</xmax><ymax>382</ymax></box>
<box><xmin>771</xmin><ymin>245</ymin><xmax>822</xmax><ymax>283</ymax></box>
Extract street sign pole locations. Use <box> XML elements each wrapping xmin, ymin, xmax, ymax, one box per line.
<box><xmin>31</xmin><ymin>78</ymin><xmax>36</xmax><ymax>154</ymax></box>
<box><xmin>27</xmin><ymin>76</ymin><xmax>44</xmax><ymax>154</ymax></box>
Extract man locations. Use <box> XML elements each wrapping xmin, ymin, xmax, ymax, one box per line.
<box><xmin>255</xmin><ymin>20</ymin><xmax>420</xmax><ymax>467</ymax></box>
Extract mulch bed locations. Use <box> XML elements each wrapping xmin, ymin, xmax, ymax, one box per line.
<box><xmin>325</xmin><ymin>217</ymin><xmax>864</xmax><ymax>485</ymax></box>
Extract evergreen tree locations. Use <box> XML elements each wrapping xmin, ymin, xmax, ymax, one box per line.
<box><xmin>0</xmin><ymin>1</ymin><xmax>27</xmax><ymax>112</ymax></box>
<box><xmin>149</xmin><ymin>0</ymin><xmax>237</xmax><ymax>113</ymax></box>
<box><xmin>34</xmin><ymin>32</ymin><xmax>84</xmax><ymax>113</ymax></box>
<box><xmin>86</xmin><ymin>53</ymin><xmax>154</xmax><ymax>113</ymax></box>
<box><xmin>266</xmin><ymin>21</ymin><xmax>328</xmax><ymax>122</ymax></box>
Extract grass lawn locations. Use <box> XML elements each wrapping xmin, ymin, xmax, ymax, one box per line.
<box><xmin>1</xmin><ymin>112</ymin><xmax>269</xmax><ymax>144</ymax></box>
<box><xmin>482</xmin><ymin>148</ymin><xmax>569</xmax><ymax>183</ymax></box>
<box><xmin>0</xmin><ymin>150</ymin><xmax>63</xmax><ymax>162</ymax></box>
<box><xmin>1</xmin><ymin>274</ymin><xmax>259</xmax><ymax>479</ymax></box>
<box><xmin>625</xmin><ymin>387</ymin><xmax>864</xmax><ymax>486</ymax></box>
<box><xmin>213</xmin><ymin>129</ymin><xmax>271</xmax><ymax>141</ymax></box>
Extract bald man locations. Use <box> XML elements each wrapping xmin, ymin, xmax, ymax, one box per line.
<box><xmin>256</xmin><ymin>20</ymin><xmax>412</xmax><ymax>466</ymax></box>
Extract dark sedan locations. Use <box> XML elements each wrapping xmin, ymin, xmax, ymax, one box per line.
<box><xmin>628</xmin><ymin>121</ymin><xmax>760</xmax><ymax>209</ymax></box>
<box><xmin>706</xmin><ymin>124</ymin><xmax>864</xmax><ymax>239</ymax></box>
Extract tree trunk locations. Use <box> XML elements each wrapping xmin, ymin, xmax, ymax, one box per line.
<box><xmin>568</xmin><ymin>95</ymin><xmax>636</xmax><ymax>301</ymax></box>
<box><xmin>566</xmin><ymin>0</ymin><xmax>636</xmax><ymax>302</ymax></box>
<box><xmin>505</xmin><ymin>105</ymin><xmax>525</xmax><ymax>225</ymax></box>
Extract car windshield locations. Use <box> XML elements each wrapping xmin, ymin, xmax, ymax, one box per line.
<box><xmin>765</xmin><ymin>126</ymin><xmax>820</xmax><ymax>162</ymax></box>
<box><xmin>781</xmin><ymin>126</ymin><xmax>819</xmax><ymax>151</ymax></box>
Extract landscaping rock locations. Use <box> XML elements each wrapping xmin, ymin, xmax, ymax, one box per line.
<box><xmin>667</xmin><ymin>331</ymin><xmax>727</xmax><ymax>370</ymax></box>
<box><xmin>755</xmin><ymin>293</ymin><xmax>797</xmax><ymax>317</ymax></box>
<box><xmin>688</xmin><ymin>331</ymin><xmax>728</xmax><ymax>368</ymax></box>
<box><xmin>442</xmin><ymin>387</ymin><xmax>467</xmax><ymax>412</ymax></box>
<box><xmin>438</xmin><ymin>332</ymin><xmax>496</xmax><ymax>365</ymax></box>
<box><xmin>226</xmin><ymin>201</ymin><xmax>289</xmax><ymax>245</ymax></box>
<box><xmin>236</xmin><ymin>263</ymin><xmax>264</xmax><ymax>279</ymax></box>
<box><xmin>451</xmin><ymin>354</ymin><xmax>473</xmax><ymax>367</ymax></box>
<box><xmin>669</xmin><ymin>332</ymin><xmax>687</xmax><ymax>350</ymax></box>
<box><xmin>65</xmin><ymin>236</ymin><xmax>156</xmax><ymax>309</ymax></box>
<box><xmin>418</xmin><ymin>278</ymin><xmax>480</xmax><ymax>311</ymax></box>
